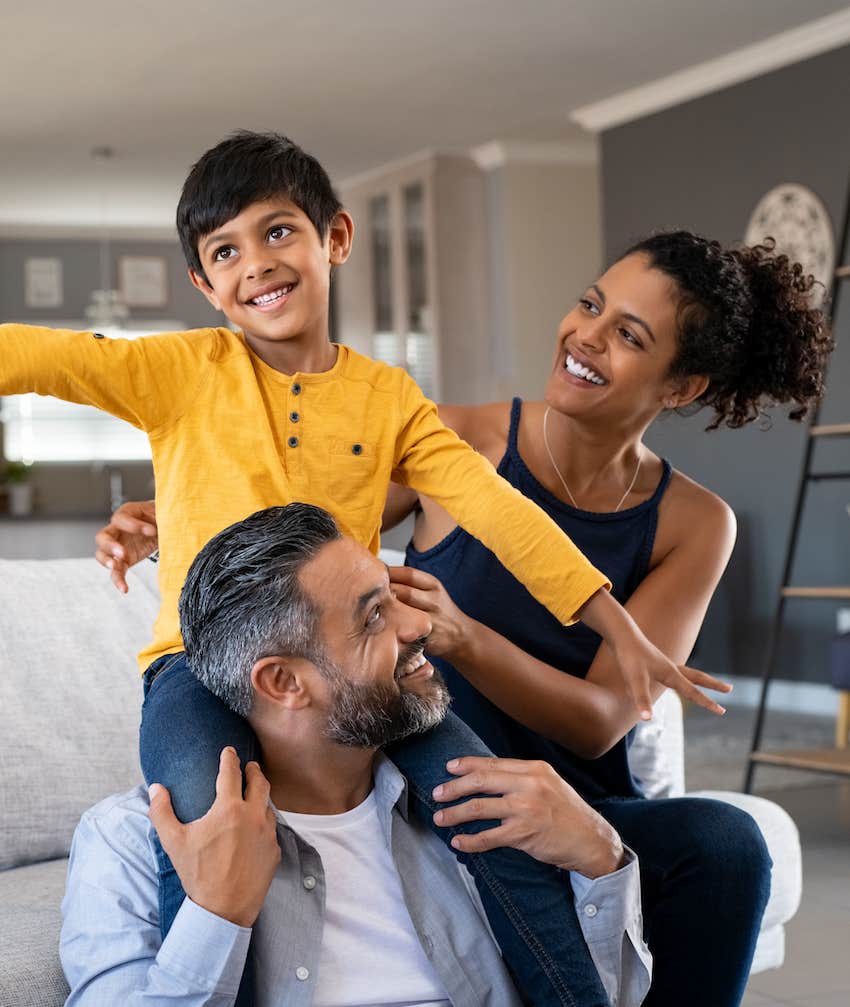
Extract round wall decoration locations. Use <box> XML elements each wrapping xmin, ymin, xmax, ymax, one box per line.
<box><xmin>744</xmin><ymin>183</ymin><xmax>834</xmax><ymax>302</ymax></box>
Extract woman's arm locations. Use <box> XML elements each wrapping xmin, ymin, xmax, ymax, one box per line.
<box><xmin>391</xmin><ymin>485</ymin><xmax>735</xmax><ymax>759</ymax></box>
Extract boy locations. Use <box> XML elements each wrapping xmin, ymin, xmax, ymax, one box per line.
<box><xmin>1</xmin><ymin>131</ymin><xmax>723</xmax><ymax>1006</ymax></box>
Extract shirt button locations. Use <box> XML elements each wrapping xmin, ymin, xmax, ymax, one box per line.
<box><xmin>584</xmin><ymin>903</ymin><xmax>598</xmax><ymax>918</ymax></box>
<box><xmin>290</xmin><ymin>411</ymin><xmax>300</xmax><ymax>422</ymax></box>
<box><xmin>93</xmin><ymin>332</ymin><xmax>105</xmax><ymax>340</ymax></box>
<box><xmin>288</xmin><ymin>436</ymin><xmax>299</xmax><ymax>448</ymax></box>
<box><xmin>302</xmin><ymin>875</ymin><xmax>317</xmax><ymax>890</ymax></box>
<box><xmin>291</xmin><ymin>383</ymin><xmax>302</xmax><ymax>395</ymax></box>
<box><xmin>295</xmin><ymin>966</ymin><xmax>310</xmax><ymax>981</ymax></box>
<box><xmin>352</xmin><ymin>443</ymin><xmax>363</xmax><ymax>455</ymax></box>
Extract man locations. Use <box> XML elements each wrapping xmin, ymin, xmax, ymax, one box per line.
<box><xmin>61</xmin><ymin>503</ymin><xmax>651</xmax><ymax>1006</ymax></box>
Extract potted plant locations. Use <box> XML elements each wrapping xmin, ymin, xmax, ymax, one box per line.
<box><xmin>4</xmin><ymin>461</ymin><xmax>34</xmax><ymax>517</ymax></box>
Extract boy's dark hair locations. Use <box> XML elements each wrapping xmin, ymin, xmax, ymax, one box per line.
<box><xmin>176</xmin><ymin>130</ymin><xmax>343</xmax><ymax>280</ymax></box>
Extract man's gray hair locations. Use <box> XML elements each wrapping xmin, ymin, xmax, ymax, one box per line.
<box><xmin>179</xmin><ymin>503</ymin><xmax>341</xmax><ymax>717</ymax></box>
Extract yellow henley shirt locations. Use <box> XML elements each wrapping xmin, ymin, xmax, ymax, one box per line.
<box><xmin>0</xmin><ymin>325</ymin><xmax>609</xmax><ymax>671</ymax></box>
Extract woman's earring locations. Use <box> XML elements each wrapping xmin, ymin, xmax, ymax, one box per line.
<box><xmin>665</xmin><ymin>399</ymin><xmax>676</xmax><ymax>409</ymax></box>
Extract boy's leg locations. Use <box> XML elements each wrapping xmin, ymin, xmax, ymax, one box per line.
<box><xmin>387</xmin><ymin>709</ymin><xmax>610</xmax><ymax>1007</ymax></box>
<box><xmin>595</xmin><ymin>794</ymin><xmax>771</xmax><ymax>1007</ymax></box>
<box><xmin>140</xmin><ymin>652</ymin><xmax>259</xmax><ymax>1005</ymax></box>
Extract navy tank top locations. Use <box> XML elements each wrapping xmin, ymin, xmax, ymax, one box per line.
<box><xmin>405</xmin><ymin>397</ymin><xmax>673</xmax><ymax>802</ymax></box>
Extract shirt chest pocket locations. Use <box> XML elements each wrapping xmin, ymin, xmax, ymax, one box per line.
<box><xmin>326</xmin><ymin>439</ymin><xmax>379</xmax><ymax>514</ymax></box>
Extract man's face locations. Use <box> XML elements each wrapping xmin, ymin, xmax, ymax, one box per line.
<box><xmin>298</xmin><ymin>538</ymin><xmax>450</xmax><ymax>748</ymax></box>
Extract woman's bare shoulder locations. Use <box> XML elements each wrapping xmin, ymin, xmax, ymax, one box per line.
<box><xmin>659</xmin><ymin>467</ymin><xmax>737</xmax><ymax>556</ymax></box>
<box><xmin>438</xmin><ymin>401</ymin><xmax>513</xmax><ymax>454</ymax></box>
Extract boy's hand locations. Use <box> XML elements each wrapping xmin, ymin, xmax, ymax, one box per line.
<box><xmin>94</xmin><ymin>499</ymin><xmax>158</xmax><ymax>593</ymax></box>
<box><xmin>579</xmin><ymin>588</ymin><xmax>731</xmax><ymax>719</ymax></box>
<box><xmin>148</xmin><ymin>748</ymin><xmax>281</xmax><ymax>929</ymax></box>
<box><xmin>433</xmin><ymin>756</ymin><xmax>624</xmax><ymax>879</ymax></box>
<box><xmin>389</xmin><ymin>566</ymin><xmax>469</xmax><ymax>660</ymax></box>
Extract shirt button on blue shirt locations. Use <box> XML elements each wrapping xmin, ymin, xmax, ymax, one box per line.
<box><xmin>288</xmin><ymin>436</ymin><xmax>299</xmax><ymax>448</ymax></box>
<box><xmin>302</xmin><ymin>875</ymin><xmax>316</xmax><ymax>890</ymax></box>
<box><xmin>295</xmin><ymin>966</ymin><xmax>310</xmax><ymax>981</ymax></box>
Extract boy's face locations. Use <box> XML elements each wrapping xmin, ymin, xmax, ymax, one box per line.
<box><xmin>189</xmin><ymin>196</ymin><xmax>352</xmax><ymax>352</ymax></box>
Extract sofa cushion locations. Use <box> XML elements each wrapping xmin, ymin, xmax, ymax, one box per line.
<box><xmin>0</xmin><ymin>857</ymin><xmax>69</xmax><ymax>1007</ymax></box>
<box><xmin>0</xmin><ymin>558</ymin><xmax>160</xmax><ymax>869</ymax></box>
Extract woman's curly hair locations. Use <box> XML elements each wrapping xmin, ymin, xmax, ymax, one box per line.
<box><xmin>623</xmin><ymin>231</ymin><xmax>834</xmax><ymax>429</ymax></box>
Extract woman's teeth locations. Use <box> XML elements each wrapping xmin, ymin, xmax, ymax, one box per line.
<box><xmin>565</xmin><ymin>353</ymin><xmax>605</xmax><ymax>385</ymax></box>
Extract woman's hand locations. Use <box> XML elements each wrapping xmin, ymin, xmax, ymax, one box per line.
<box><xmin>94</xmin><ymin>499</ymin><xmax>159</xmax><ymax>594</ymax></box>
<box><xmin>389</xmin><ymin>566</ymin><xmax>471</xmax><ymax>661</ymax></box>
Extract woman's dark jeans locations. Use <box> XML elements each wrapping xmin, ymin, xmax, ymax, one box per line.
<box><xmin>141</xmin><ymin>653</ymin><xmax>610</xmax><ymax>1007</ymax></box>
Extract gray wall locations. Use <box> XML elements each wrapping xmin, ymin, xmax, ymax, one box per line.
<box><xmin>0</xmin><ymin>237</ymin><xmax>222</xmax><ymax>519</ymax></box>
<box><xmin>601</xmin><ymin>44</ymin><xmax>850</xmax><ymax>684</ymax></box>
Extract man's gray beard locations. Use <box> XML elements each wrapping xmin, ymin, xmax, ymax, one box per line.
<box><xmin>321</xmin><ymin>660</ymin><xmax>450</xmax><ymax>749</ymax></box>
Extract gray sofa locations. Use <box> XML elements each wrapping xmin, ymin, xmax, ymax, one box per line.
<box><xmin>0</xmin><ymin>556</ymin><xmax>802</xmax><ymax>1006</ymax></box>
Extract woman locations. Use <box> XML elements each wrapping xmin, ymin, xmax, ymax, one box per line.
<box><xmin>99</xmin><ymin>231</ymin><xmax>831</xmax><ymax>1006</ymax></box>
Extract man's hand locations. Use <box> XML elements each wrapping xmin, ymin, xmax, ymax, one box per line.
<box><xmin>432</xmin><ymin>756</ymin><xmax>624</xmax><ymax>879</ymax></box>
<box><xmin>94</xmin><ymin>499</ymin><xmax>158</xmax><ymax>593</ymax></box>
<box><xmin>148</xmin><ymin>747</ymin><xmax>281</xmax><ymax>928</ymax></box>
<box><xmin>389</xmin><ymin>566</ymin><xmax>470</xmax><ymax>660</ymax></box>
<box><xmin>579</xmin><ymin>587</ymin><xmax>731</xmax><ymax>720</ymax></box>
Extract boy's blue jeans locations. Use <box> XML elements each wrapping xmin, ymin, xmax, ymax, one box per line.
<box><xmin>140</xmin><ymin>653</ymin><xmax>610</xmax><ymax>1007</ymax></box>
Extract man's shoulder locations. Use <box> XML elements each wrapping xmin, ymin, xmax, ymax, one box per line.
<box><xmin>75</xmin><ymin>785</ymin><xmax>154</xmax><ymax>863</ymax></box>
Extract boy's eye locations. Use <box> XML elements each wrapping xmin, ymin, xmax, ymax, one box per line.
<box><xmin>268</xmin><ymin>225</ymin><xmax>293</xmax><ymax>242</ymax></box>
<box><xmin>213</xmin><ymin>245</ymin><xmax>235</xmax><ymax>262</ymax></box>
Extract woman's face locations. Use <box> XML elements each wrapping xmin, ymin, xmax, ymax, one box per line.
<box><xmin>544</xmin><ymin>252</ymin><xmax>686</xmax><ymax>427</ymax></box>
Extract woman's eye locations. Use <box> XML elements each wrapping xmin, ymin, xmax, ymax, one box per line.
<box><xmin>621</xmin><ymin>329</ymin><xmax>642</xmax><ymax>347</ymax></box>
<box><xmin>579</xmin><ymin>298</ymin><xmax>599</xmax><ymax>315</ymax></box>
<box><xmin>213</xmin><ymin>246</ymin><xmax>234</xmax><ymax>262</ymax></box>
<box><xmin>268</xmin><ymin>225</ymin><xmax>292</xmax><ymax>242</ymax></box>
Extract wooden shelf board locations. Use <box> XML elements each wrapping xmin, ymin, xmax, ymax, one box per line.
<box><xmin>781</xmin><ymin>586</ymin><xmax>850</xmax><ymax>599</ymax></box>
<box><xmin>750</xmin><ymin>747</ymin><xmax>850</xmax><ymax>776</ymax></box>
<box><xmin>836</xmin><ymin>264</ymin><xmax>850</xmax><ymax>278</ymax></box>
<box><xmin>811</xmin><ymin>423</ymin><xmax>850</xmax><ymax>437</ymax></box>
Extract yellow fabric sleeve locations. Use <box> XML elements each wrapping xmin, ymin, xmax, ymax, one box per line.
<box><xmin>392</xmin><ymin>373</ymin><xmax>610</xmax><ymax>625</ymax></box>
<box><xmin>0</xmin><ymin>324</ymin><xmax>210</xmax><ymax>433</ymax></box>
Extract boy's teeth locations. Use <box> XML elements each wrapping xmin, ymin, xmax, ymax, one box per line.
<box><xmin>252</xmin><ymin>284</ymin><xmax>293</xmax><ymax>305</ymax></box>
<box><xmin>565</xmin><ymin>353</ymin><xmax>605</xmax><ymax>385</ymax></box>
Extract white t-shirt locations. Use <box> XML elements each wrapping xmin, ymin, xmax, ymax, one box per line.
<box><xmin>281</xmin><ymin>792</ymin><xmax>451</xmax><ymax>1007</ymax></box>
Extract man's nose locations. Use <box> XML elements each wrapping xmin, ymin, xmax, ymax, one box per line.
<box><xmin>398</xmin><ymin>602</ymin><xmax>432</xmax><ymax>645</ymax></box>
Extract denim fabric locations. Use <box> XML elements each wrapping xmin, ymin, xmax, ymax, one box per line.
<box><xmin>388</xmin><ymin>711</ymin><xmax>611</xmax><ymax>1007</ymax></box>
<box><xmin>140</xmin><ymin>652</ymin><xmax>258</xmax><ymax>1007</ymax></box>
<box><xmin>142</xmin><ymin>654</ymin><xmax>611</xmax><ymax>1007</ymax></box>
<box><xmin>596</xmin><ymin>794</ymin><xmax>772</xmax><ymax>1007</ymax></box>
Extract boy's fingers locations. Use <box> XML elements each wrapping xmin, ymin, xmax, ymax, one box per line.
<box><xmin>215</xmin><ymin>747</ymin><xmax>242</xmax><ymax>801</ymax></box>
<box><xmin>675</xmin><ymin>677</ymin><xmax>726</xmax><ymax>716</ymax></box>
<box><xmin>244</xmin><ymin>761</ymin><xmax>272</xmax><ymax>805</ymax></box>
<box><xmin>681</xmin><ymin>666</ymin><xmax>732</xmax><ymax>694</ymax></box>
<box><xmin>388</xmin><ymin>566</ymin><xmax>439</xmax><ymax>590</ymax></box>
<box><xmin>110</xmin><ymin>563</ymin><xmax>129</xmax><ymax>594</ymax></box>
<box><xmin>630</xmin><ymin>676</ymin><xmax>653</xmax><ymax>721</ymax></box>
<box><xmin>148</xmin><ymin>784</ymin><xmax>182</xmax><ymax>847</ymax></box>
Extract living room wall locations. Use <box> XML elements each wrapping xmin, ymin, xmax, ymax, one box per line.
<box><xmin>600</xmin><ymin>44</ymin><xmax>850</xmax><ymax>688</ymax></box>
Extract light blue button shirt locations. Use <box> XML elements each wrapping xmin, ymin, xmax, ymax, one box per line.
<box><xmin>60</xmin><ymin>755</ymin><xmax>651</xmax><ymax>1006</ymax></box>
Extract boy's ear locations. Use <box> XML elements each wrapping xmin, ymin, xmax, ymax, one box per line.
<box><xmin>328</xmin><ymin>210</ymin><xmax>354</xmax><ymax>266</ymax></box>
<box><xmin>251</xmin><ymin>655</ymin><xmax>316</xmax><ymax>711</ymax></box>
<box><xmin>188</xmin><ymin>268</ymin><xmax>222</xmax><ymax>311</ymax></box>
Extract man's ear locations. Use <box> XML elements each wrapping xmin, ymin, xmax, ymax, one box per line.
<box><xmin>663</xmin><ymin>373</ymin><xmax>709</xmax><ymax>410</ymax></box>
<box><xmin>188</xmin><ymin>268</ymin><xmax>222</xmax><ymax>311</ymax></box>
<box><xmin>327</xmin><ymin>210</ymin><xmax>354</xmax><ymax>266</ymax></box>
<box><xmin>251</xmin><ymin>655</ymin><xmax>316</xmax><ymax>711</ymax></box>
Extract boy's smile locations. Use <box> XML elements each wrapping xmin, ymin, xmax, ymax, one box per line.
<box><xmin>189</xmin><ymin>196</ymin><xmax>353</xmax><ymax>373</ymax></box>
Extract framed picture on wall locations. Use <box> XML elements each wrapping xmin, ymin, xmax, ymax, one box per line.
<box><xmin>24</xmin><ymin>257</ymin><xmax>63</xmax><ymax>308</ymax></box>
<box><xmin>118</xmin><ymin>255</ymin><xmax>168</xmax><ymax>307</ymax></box>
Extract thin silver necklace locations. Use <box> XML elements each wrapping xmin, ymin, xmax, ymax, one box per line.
<box><xmin>542</xmin><ymin>406</ymin><xmax>642</xmax><ymax>513</ymax></box>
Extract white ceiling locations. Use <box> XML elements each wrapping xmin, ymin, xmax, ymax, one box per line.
<box><xmin>2</xmin><ymin>0</ymin><xmax>848</xmax><ymax>234</ymax></box>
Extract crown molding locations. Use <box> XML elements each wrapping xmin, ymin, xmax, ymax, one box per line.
<box><xmin>337</xmin><ymin>148</ymin><xmax>443</xmax><ymax>192</ymax></box>
<box><xmin>470</xmin><ymin>139</ymin><xmax>598</xmax><ymax>171</ymax></box>
<box><xmin>571</xmin><ymin>8</ymin><xmax>850</xmax><ymax>133</ymax></box>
